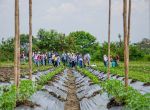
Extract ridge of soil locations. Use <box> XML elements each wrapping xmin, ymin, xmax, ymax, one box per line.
<box><xmin>64</xmin><ymin>69</ymin><xmax>80</xmax><ymax>110</ymax></box>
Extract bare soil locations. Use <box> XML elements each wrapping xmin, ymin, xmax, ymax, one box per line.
<box><xmin>64</xmin><ymin>69</ymin><xmax>80</xmax><ymax>110</ymax></box>
<box><xmin>107</xmin><ymin>98</ymin><xmax>125</xmax><ymax>109</ymax></box>
<box><xmin>143</xmin><ymin>82</ymin><xmax>150</xmax><ymax>86</ymax></box>
<box><xmin>0</xmin><ymin>67</ymin><xmax>13</xmax><ymax>82</ymax></box>
<box><xmin>16</xmin><ymin>100</ymin><xmax>40</xmax><ymax>108</ymax></box>
<box><xmin>0</xmin><ymin>67</ymin><xmax>29</xmax><ymax>82</ymax></box>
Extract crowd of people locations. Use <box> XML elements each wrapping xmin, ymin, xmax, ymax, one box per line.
<box><xmin>21</xmin><ymin>50</ymin><xmax>120</xmax><ymax>68</ymax></box>
<box><xmin>103</xmin><ymin>55</ymin><xmax>120</xmax><ymax>67</ymax></box>
<box><xmin>32</xmin><ymin>52</ymin><xmax>91</xmax><ymax>68</ymax></box>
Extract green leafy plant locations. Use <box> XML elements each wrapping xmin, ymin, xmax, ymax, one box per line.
<box><xmin>38</xmin><ymin>66</ymin><xmax>64</xmax><ymax>85</ymax></box>
<box><xmin>78</xmin><ymin>67</ymin><xmax>150</xmax><ymax>110</ymax></box>
<box><xmin>0</xmin><ymin>85</ymin><xmax>16</xmax><ymax>110</ymax></box>
<box><xmin>101</xmin><ymin>79</ymin><xmax>150</xmax><ymax>110</ymax></box>
<box><xmin>17</xmin><ymin>80</ymin><xmax>35</xmax><ymax>102</ymax></box>
<box><xmin>77</xmin><ymin>67</ymin><xmax>100</xmax><ymax>84</ymax></box>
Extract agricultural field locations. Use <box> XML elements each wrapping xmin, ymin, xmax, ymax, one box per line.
<box><xmin>0</xmin><ymin>0</ymin><xmax>150</xmax><ymax>110</ymax></box>
<box><xmin>91</xmin><ymin>61</ymin><xmax>150</xmax><ymax>83</ymax></box>
<box><xmin>1</xmin><ymin>65</ymin><xmax>149</xmax><ymax>110</ymax></box>
<box><xmin>0</xmin><ymin>62</ymin><xmax>53</xmax><ymax>82</ymax></box>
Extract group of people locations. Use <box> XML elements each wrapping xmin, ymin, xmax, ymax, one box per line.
<box><xmin>61</xmin><ymin>53</ymin><xmax>91</xmax><ymax>68</ymax></box>
<box><xmin>32</xmin><ymin>52</ymin><xmax>61</xmax><ymax>67</ymax></box>
<box><xmin>103</xmin><ymin>55</ymin><xmax>120</xmax><ymax>67</ymax></box>
<box><xmin>32</xmin><ymin>51</ymin><xmax>91</xmax><ymax>68</ymax></box>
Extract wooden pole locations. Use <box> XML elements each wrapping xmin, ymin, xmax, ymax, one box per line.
<box><xmin>123</xmin><ymin>0</ymin><xmax>129</xmax><ymax>87</ymax></box>
<box><xmin>107</xmin><ymin>0</ymin><xmax>111</xmax><ymax>79</ymax></box>
<box><xmin>29</xmin><ymin>0</ymin><xmax>32</xmax><ymax>79</ymax></box>
<box><xmin>14</xmin><ymin>0</ymin><xmax>20</xmax><ymax>87</ymax></box>
<box><xmin>128</xmin><ymin>0</ymin><xmax>131</xmax><ymax>45</ymax></box>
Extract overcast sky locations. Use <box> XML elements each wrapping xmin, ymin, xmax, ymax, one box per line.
<box><xmin>0</xmin><ymin>0</ymin><xmax>149</xmax><ymax>43</ymax></box>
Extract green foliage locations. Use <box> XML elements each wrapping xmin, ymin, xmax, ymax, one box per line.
<box><xmin>0</xmin><ymin>38</ymin><xmax>14</xmax><ymax>61</ymax></box>
<box><xmin>67</xmin><ymin>31</ymin><xmax>101</xmax><ymax>60</ymax></box>
<box><xmin>78</xmin><ymin>68</ymin><xmax>150</xmax><ymax>110</ymax></box>
<box><xmin>91</xmin><ymin>61</ymin><xmax>150</xmax><ymax>83</ymax></box>
<box><xmin>0</xmin><ymin>34</ymin><xmax>37</xmax><ymax>62</ymax></box>
<box><xmin>32</xmin><ymin>65</ymin><xmax>53</xmax><ymax>74</ymax></box>
<box><xmin>129</xmin><ymin>45</ymin><xmax>144</xmax><ymax>60</ymax></box>
<box><xmin>38</xmin><ymin>66</ymin><xmax>64</xmax><ymax>85</ymax></box>
<box><xmin>37</xmin><ymin>29</ymin><xmax>67</xmax><ymax>52</ymax></box>
<box><xmin>77</xmin><ymin>67</ymin><xmax>100</xmax><ymax>84</ymax></box>
<box><xmin>102</xmin><ymin>80</ymin><xmax>150</xmax><ymax>110</ymax></box>
<box><xmin>101</xmin><ymin>42</ymin><xmax>124</xmax><ymax>61</ymax></box>
<box><xmin>101</xmin><ymin>41</ymin><xmax>146</xmax><ymax>61</ymax></box>
<box><xmin>0</xmin><ymin>30</ymin><xmax>149</xmax><ymax>62</ymax></box>
<box><xmin>135</xmin><ymin>38</ymin><xmax>150</xmax><ymax>55</ymax></box>
<box><xmin>17</xmin><ymin>80</ymin><xmax>35</xmax><ymax>102</ymax></box>
<box><xmin>0</xmin><ymin>85</ymin><xmax>16</xmax><ymax>110</ymax></box>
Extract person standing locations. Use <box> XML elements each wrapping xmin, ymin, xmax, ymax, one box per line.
<box><xmin>103</xmin><ymin>55</ymin><xmax>108</xmax><ymax>67</ymax></box>
<box><xmin>79</xmin><ymin>54</ymin><xmax>83</xmax><ymax>68</ymax></box>
<box><xmin>52</xmin><ymin>53</ymin><xmax>55</xmax><ymax>67</ymax></box>
<box><xmin>86</xmin><ymin>53</ymin><xmax>91</xmax><ymax>66</ymax></box>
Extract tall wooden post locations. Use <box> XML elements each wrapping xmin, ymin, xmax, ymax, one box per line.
<box><xmin>128</xmin><ymin>0</ymin><xmax>131</xmax><ymax>45</ymax></box>
<box><xmin>29</xmin><ymin>0</ymin><xmax>32</xmax><ymax>79</ymax></box>
<box><xmin>107</xmin><ymin>0</ymin><xmax>111</xmax><ymax>79</ymax></box>
<box><xmin>123</xmin><ymin>0</ymin><xmax>129</xmax><ymax>87</ymax></box>
<box><xmin>14</xmin><ymin>0</ymin><xmax>20</xmax><ymax>87</ymax></box>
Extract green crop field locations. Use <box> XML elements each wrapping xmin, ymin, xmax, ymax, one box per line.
<box><xmin>91</xmin><ymin>61</ymin><xmax>150</xmax><ymax>83</ymax></box>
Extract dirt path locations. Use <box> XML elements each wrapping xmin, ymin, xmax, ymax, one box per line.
<box><xmin>64</xmin><ymin>69</ymin><xmax>80</xmax><ymax>110</ymax></box>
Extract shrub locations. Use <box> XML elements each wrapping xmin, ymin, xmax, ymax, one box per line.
<box><xmin>38</xmin><ymin>66</ymin><xmax>64</xmax><ymax>85</ymax></box>
<box><xmin>102</xmin><ymin>79</ymin><xmax>150</xmax><ymax>110</ymax></box>
<box><xmin>0</xmin><ymin>85</ymin><xmax>16</xmax><ymax>110</ymax></box>
<box><xmin>17</xmin><ymin>80</ymin><xmax>35</xmax><ymax>102</ymax></box>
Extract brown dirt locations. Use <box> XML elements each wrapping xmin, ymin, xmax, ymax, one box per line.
<box><xmin>16</xmin><ymin>100</ymin><xmax>40</xmax><ymax>108</ymax></box>
<box><xmin>64</xmin><ymin>69</ymin><xmax>80</xmax><ymax>110</ymax></box>
<box><xmin>143</xmin><ymin>82</ymin><xmax>150</xmax><ymax>86</ymax></box>
<box><xmin>0</xmin><ymin>67</ymin><xmax>29</xmax><ymax>82</ymax></box>
<box><xmin>107</xmin><ymin>98</ymin><xmax>125</xmax><ymax>109</ymax></box>
<box><xmin>0</xmin><ymin>67</ymin><xmax>13</xmax><ymax>82</ymax></box>
<box><xmin>130</xmin><ymin>79</ymin><xmax>138</xmax><ymax>84</ymax></box>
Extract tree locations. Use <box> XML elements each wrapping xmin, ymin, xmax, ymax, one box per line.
<box><xmin>107</xmin><ymin>0</ymin><xmax>111</xmax><ymax>79</ymax></box>
<box><xmin>68</xmin><ymin>31</ymin><xmax>96</xmax><ymax>53</ymax></box>
<box><xmin>123</xmin><ymin>0</ymin><xmax>129</xmax><ymax>87</ymax></box>
<box><xmin>29</xmin><ymin>0</ymin><xmax>32</xmax><ymax>80</ymax></box>
<box><xmin>14</xmin><ymin>0</ymin><xmax>20</xmax><ymax>87</ymax></box>
<box><xmin>37</xmin><ymin>29</ymin><xmax>65</xmax><ymax>52</ymax></box>
<box><xmin>0</xmin><ymin>38</ymin><xmax>14</xmax><ymax>61</ymax></box>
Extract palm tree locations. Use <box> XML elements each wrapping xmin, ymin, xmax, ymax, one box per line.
<box><xmin>29</xmin><ymin>0</ymin><xmax>32</xmax><ymax>79</ymax></box>
<box><xmin>118</xmin><ymin>34</ymin><xmax>122</xmax><ymax>47</ymax></box>
<box><xmin>107</xmin><ymin>0</ymin><xmax>111</xmax><ymax>79</ymax></box>
<box><xmin>123</xmin><ymin>0</ymin><xmax>129</xmax><ymax>87</ymax></box>
<box><xmin>14</xmin><ymin>0</ymin><xmax>20</xmax><ymax>87</ymax></box>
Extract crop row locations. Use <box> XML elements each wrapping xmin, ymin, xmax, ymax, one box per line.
<box><xmin>0</xmin><ymin>66</ymin><xmax>64</xmax><ymax>110</ymax></box>
<box><xmin>77</xmin><ymin>67</ymin><xmax>150</xmax><ymax>110</ymax></box>
<box><xmin>91</xmin><ymin>64</ymin><xmax>150</xmax><ymax>83</ymax></box>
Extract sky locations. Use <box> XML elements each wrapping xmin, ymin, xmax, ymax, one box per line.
<box><xmin>0</xmin><ymin>0</ymin><xmax>149</xmax><ymax>43</ymax></box>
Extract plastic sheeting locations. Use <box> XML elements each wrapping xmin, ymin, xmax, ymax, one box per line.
<box><xmin>16</xmin><ymin>69</ymin><xmax>68</xmax><ymax>110</ymax></box>
<box><xmin>72</xmin><ymin>70</ymin><xmax>109</xmax><ymax>110</ymax></box>
<box><xmin>33</xmin><ymin>68</ymin><xmax>54</xmax><ymax>81</ymax></box>
<box><xmin>16</xmin><ymin>91</ymin><xmax>65</xmax><ymax>110</ymax></box>
<box><xmin>86</xmin><ymin>67</ymin><xmax>150</xmax><ymax>94</ymax></box>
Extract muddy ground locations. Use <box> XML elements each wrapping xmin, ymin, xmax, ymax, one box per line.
<box><xmin>64</xmin><ymin>70</ymin><xmax>80</xmax><ymax>110</ymax></box>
